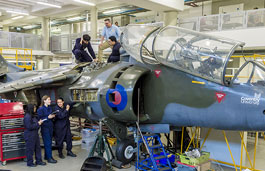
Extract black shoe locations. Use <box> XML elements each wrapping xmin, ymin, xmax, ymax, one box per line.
<box><xmin>36</xmin><ymin>161</ymin><xmax>46</xmax><ymax>166</ymax></box>
<box><xmin>47</xmin><ymin>158</ymin><xmax>57</xmax><ymax>164</ymax></box>
<box><xmin>67</xmin><ymin>151</ymin><xmax>77</xmax><ymax>157</ymax></box>
<box><xmin>27</xmin><ymin>164</ymin><xmax>37</xmax><ymax>167</ymax></box>
<box><xmin>59</xmin><ymin>153</ymin><xmax>65</xmax><ymax>159</ymax></box>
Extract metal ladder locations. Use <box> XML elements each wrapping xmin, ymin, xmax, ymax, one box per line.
<box><xmin>136</xmin><ymin>124</ymin><xmax>174</xmax><ymax>171</ymax></box>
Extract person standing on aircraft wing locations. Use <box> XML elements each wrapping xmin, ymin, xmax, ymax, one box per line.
<box><xmin>54</xmin><ymin>98</ymin><xmax>76</xmax><ymax>159</ymax></box>
<box><xmin>37</xmin><ymin>95</ymin><xmax>57</xmax><ymax>164</ymax></box>
<box><xmin>98</xmin><ymin>18</ymin><xmax>120</xmax><ymax>62</ymax></box>
<box><xmin>107</xmin><ymin>36</ymin><xmax>121</xmax><ymax>63</ymax></box>
<box><xmin>72</xmin><ymin>34</ymin><xmax>97</xmax><ymax>63</ymax></box>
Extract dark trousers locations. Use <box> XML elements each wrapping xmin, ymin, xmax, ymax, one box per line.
<box><xmin>25</xmin><ymin>134</ymin><xmax>42</xmax><ymax>165</ymax></box>
<box><xmin>107</xmin><ymin>55</ymin><xmax>120</xmax><ymax>63</ymax></box>
<box><xmin>73</xmin><ymin>49</ymin><xmax>93</xmax><ymax>62</ymax></box>
<box><xmin>41</xmin><ymin>127</ymin><xmax>53</xmax><ymax>159</ymax></box>
<box><xmin>55</xmin><ymin>127</ymin><xmax>72</xmax><ymax>153</ymax></box>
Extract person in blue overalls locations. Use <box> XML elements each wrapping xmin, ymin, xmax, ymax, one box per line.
<box><xmin>24</xmin><ymin>104</ymin><xmax>46</xmax><ymax>167</ymax></box>
<box><xmin>107</xmin><ymin>36</ymin><xmax>121</xmax><ymax>63</ymax></box>
<box><xmin>37</xmin><ymin>95</ymin><xmax>57</xmax><ymax>164</ymax></box>
<box><xmin>54</xmin><ymin>98</ymin><xmax>77</xmax><ymax>159</ymax></box>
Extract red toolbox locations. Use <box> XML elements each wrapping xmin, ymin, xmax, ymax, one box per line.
<box><xmin>0</xmin><ymin>130</ymin><xmax>26</xmax><ymax>165</ymax></box>
<box><xmin>0</xmin><ymin>102</ymin><xmax>25</xmax><ymax>165</ymax></box>
<box><xmin>0</xmin><ymin>102</ymin><xmax>24</xmax><ymax>116</ymax></box>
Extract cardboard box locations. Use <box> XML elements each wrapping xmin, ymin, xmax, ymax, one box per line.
<box><xmin>196</xmin><ymin>161</ymin><xmax>211</xmax><ymax>171</ymax></box>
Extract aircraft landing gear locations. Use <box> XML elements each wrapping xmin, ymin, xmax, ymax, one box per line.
<box><xmin>116</xmin><ymin>139</ymin><xmax>136</xmax><ymax>164</ymax></box>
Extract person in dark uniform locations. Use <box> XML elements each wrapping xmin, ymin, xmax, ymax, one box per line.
<box><xmin>24</xmin><ymin>104</ymin><xmax>46</xmax><ymax>167</ymax></box>
<box><xmin>107</xmin><ymin>36</ymin><xmax>121</xmax><ymax>63</ymax></box>
<box><xmin>72</xmin><ymin>34</ymin><xmax>97</xmax><ymax>63</ymax></box>
<box><xmin>54</xmin><ymin>98</ymin><xmax>76</xmax><ymax>159</ymax></box>
<box><xmin>37</xmin><ymin>95</ymin><xmax>57</xmax><ymax>164</ymax></box>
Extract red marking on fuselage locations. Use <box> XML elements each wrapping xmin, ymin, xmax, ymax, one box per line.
<box><xmin>216</xmin><ymin>92</ymin><xmax>226</xmax><ymax>103</ymax></box>
<box><xmin>154</xmin><ymin>70</ymin><xmax>161</xmax><ymax>78</ymax></box>
<box><xmin>112</xmin><ymin>91</ymin><xmax>122</xmax><ymax>105</ymax></box>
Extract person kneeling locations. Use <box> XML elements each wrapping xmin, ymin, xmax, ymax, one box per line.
<box><xmin>54</xmin><ymin>98</ymin><xmax>77</xmax><ymax>159</ymax></box>
<box><xmin>24</xmin><ymin>104</ymin><xmax>46</xmax><ymax>167</ymax></box>
<box><xmin>107</xmin><ymin>36</ymin><xmax>121</xmax><ymax>63</ymax></box>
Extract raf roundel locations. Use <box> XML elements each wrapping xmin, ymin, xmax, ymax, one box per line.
<box><xmin>106</xmin><ymin>84</ymin><xmax>127</xmax><ymax>111</ymax></box>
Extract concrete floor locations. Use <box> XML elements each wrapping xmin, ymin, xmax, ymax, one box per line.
<box><xmin>1</xmin><ymin>144</ymin><xmax>135</xmax><ymax>171</ymax></box>
<box><xmin>2</xmin><ymin>137</ymin><xmax>265</xmax><ymax>171</ymax></box>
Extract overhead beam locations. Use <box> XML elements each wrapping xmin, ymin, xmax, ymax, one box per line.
<box><xmin>115</xmin><ymin>0</ymin><xmax>184</xmax><ymax>11</ymax></box>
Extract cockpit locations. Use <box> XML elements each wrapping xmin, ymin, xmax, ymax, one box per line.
<box><xmin>121</xmin><ymin>25</ymin><xmax>265</xmax><ymax>86</ymax></box>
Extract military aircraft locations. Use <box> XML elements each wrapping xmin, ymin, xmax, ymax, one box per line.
<box><xmin>1</xmin><ymin>25</ymin><xmax>265</xmax><ymax>163</ymax></box>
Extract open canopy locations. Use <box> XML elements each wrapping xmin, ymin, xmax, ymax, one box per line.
<box><xmin>121</xmin><ymin>25</ymin><xmax>245</xmax><ymax>85</ymax></box>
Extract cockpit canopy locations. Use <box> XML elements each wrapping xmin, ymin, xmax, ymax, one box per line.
<box><xmin>121</xmin><ymin>25</ymin><xmax>245</xmax><ymax>85</ymax></box>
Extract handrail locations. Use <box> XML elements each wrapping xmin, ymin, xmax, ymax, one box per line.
<box><xmin>178</xmin><ymin>8</ymin><xmax>265</xmax><ymax>32</ymax></box>
<box><xmin>0</xmin><ymin>47</ymin><xmax>33</xmax><ymax>70</ymax></box>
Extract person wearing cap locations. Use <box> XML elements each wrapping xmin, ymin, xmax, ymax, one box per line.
<box><xmin>72</xmin><ymin>34</ymin><xmax>97</xmax><ymax>63</ymax></box>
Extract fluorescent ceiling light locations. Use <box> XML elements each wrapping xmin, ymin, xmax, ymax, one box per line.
<box><xmin>12</xmin><ymin>16</ymin><xmax>24</xmax><ymax>20</ymax></box>
<box><xmin>6</xmin><ymin>10</ymin><xmax>29</xmax><ymax>16</ymax></box>
<box><xmin>103</xmin><ymin>9</ymin><xmax>121</xmax><ymax>14</ymax></box>
<box><xmin>74</xmin><ymin>0</ymin><xmax>95</xmax><ymax>6</ymax></box>
<box><xmin>67</xmin><ymin>16</ymin><xmax>83</xmax><ymax>21</ymax></box>
<box><xmin>23</xmin><ymin>25</ymin><xmax>38</xmax><ymax>29</ymax></box>
<box><xmin>37</xmin><ymin>1</ymin><xmax>62</xmax><ymax>8</ymax></box>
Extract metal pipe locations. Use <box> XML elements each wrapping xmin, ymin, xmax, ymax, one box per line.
<box><xmin>185</xmin><ymin>127</ymin><xmax>197</xmax><ymax>152</ymax></box>
<box><xmin>210</xmin><ymin>159</ymin><xmax>262</xmax><ymax>171</ymax></box>
<box><xmin>239</xmin><ymin>132</ymin><xmax>253</xmax><ymax>168</ymax></box>
<box><xmin>181</xmin><ymin>127</ymin><xmax>184</xmax><ymax>154</ymax></box>
<box><xmin>222</xmin><ymin>131</ymin><xmax>238</xmax><ymax>171</ymax></box>
<box><xmin>253</xmin><ymin>132</ymin><xmax>258</xmax><ymax>170</ymax></box>
<box><xmin>200</xmin><ymin>128</ymin><xmax>212</xmax><ymax>151</ymax></box>
<box><xmin>240</xmin><ymin>131</ymin><xmax>244</xmax><ymax>171</ymax></box>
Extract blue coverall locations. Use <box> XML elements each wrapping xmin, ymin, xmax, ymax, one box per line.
<box><xmin>54</xmin><ymin>105</ymin><xmax>72</xmax><ymax>153</ymax></box>
<box><xmin>72</xmin><ymin>38</ymin><xmax>96</xmax><ymax>62</ymax></box>
<box><xmin>24</xmin><ymin>113</ymin><xmax>42</xmax><ymax>166</ymax></box>
<box><xmin>107</xmin><ymin>42</ymin><xmax>121</xmax><ymax>63</ymax></box>
<box><xmin>37</xmin><ymin>106</ymin><xmax>53</xmax><ymax>160</ymax></box>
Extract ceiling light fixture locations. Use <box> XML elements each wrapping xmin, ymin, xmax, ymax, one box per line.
<box><xmin>67</xmin><ymin>16</ymin><xmax>83</xmax><ymax>21</ymax></box>
<box><xmin>23</xmin><ymin>25</ymin><xmax>38</xmax><ymax>29</ymax></box>
<box><xmin>74</xmin><ymin>0</ymin><xmax>95</xmax><ymax>6</ymax></box>
<box><xmin>6</xmin><ymin>10</ymin><xmax>29</xmax><ymax>16</ymax></box>
<box><xmin>37</xmin><ymin>1</ymin><xmax>62</xmax><ymax>8</ymax></box>
<box><xmin>12</xmin><ymin>16</ymin><xmax>24</xmax><ymax>20</ymax></box>
<box><xmin>103</xmin><ymin>9</ymin><xmax>121</xmax><ymax>14</ymax></box>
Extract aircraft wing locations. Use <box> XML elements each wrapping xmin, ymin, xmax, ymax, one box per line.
<box><xmin>0</xmin><ymin>65</ymin><xmax>80</xmax><ymax>94</ymax></box>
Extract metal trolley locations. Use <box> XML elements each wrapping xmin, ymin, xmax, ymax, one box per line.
<box><xmin>0</xmin><ymin>102</ymin><xmax>25</xmax><ymax>165</ymax></box>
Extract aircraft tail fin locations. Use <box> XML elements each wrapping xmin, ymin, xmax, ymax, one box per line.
<box><xmin>0</xmin><ymin>55</ymin><xmax>8</xmax><ymax>76</ymax></box>
<box><xmin>0</xmin><ymin>54</ymin><xmax>24</xmax><ymax>76</ymax></box>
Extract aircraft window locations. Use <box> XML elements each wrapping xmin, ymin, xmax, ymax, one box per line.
<box><xmin>153</xmin><ymin>26</ymin><xmax>242</xmax><ymax>84</ymax></box>
<box><xmin>232</xmin><ymin>61</ymin><xmax>265</xmax><ymax>85</ymax></box>
<box><xmin>140</xmin><ymin>28</ymin><xmax>160</xmax><ymax>65</ymax></box>
<box><xmin>121</xmin><ymin>25</ymin><xmax>160</xmax><ymax>62</ymax></box>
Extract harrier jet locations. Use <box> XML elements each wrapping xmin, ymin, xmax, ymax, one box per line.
<box><xmin>1</xmin><ymin>25</ymin><xmax>265</xmax><ymax>163</ymax></box>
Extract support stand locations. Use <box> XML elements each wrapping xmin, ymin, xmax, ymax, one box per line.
<box><xmin>89</xmin><ymin>120</ymin><xmax>114</xmax><ymax>170</ymax></box>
